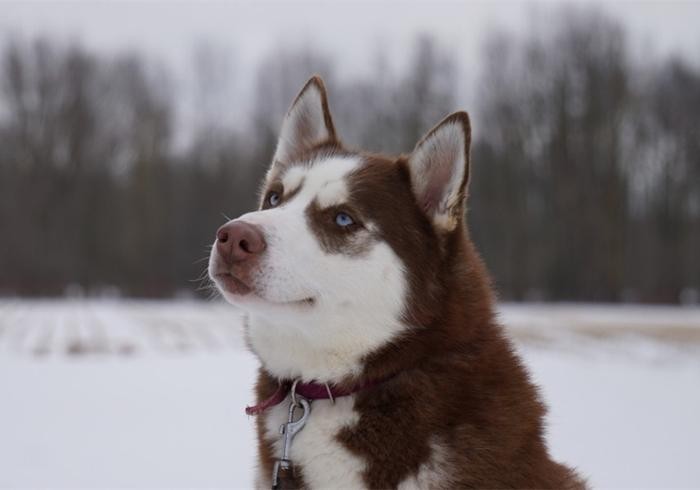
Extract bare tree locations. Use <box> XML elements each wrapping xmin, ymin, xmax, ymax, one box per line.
<box><xmin>0</xmin><ymin>15</ymin><xmax>698</xmax><ymax>302</ymax></box>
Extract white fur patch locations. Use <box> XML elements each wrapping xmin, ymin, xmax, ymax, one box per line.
<box><xmin>315</xmin><ymin>178</ymin><xmax>349</xmax><ymax>209</ymax></box>
<box><xmin>282</xmin><ymin>166</ymin><xmax>306</xmax><ymax>196</ymax></box>
<box><xmin>278</xmin><ymin>156</ymin><xmax>355</xmax><ymax>208</ymax></box>
<box><xmin>261</xmin><ymin>396</ymin><xmax>366</xmax><ymax>488</ymax></box>
<box><xmin>397</xmin><ymin>437</ymin><xmax>453</xmax><ymax>489</ymax></box>
<box><xmin>296</xmin><ymin>156</ymin><xmax>356</xmax><ymax>208</ymax></box>
<box><xmin>245</xmin><ymin>240</ymin><xmax>407</xmax><ymax>382</ymax></box>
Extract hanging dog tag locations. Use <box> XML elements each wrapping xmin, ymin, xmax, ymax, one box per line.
<box><xmin>271</xmin><ymin>397</ymin><xmax>310</xmax><ymax>489</ymax></box>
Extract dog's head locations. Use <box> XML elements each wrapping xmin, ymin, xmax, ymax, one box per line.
<box><xmin>209</xmin><ymin>76</ymin><xmax>471</xmax><ymax>382</ymax></box>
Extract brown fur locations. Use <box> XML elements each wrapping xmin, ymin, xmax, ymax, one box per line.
<box><xmin>253</xmin><ymin>151</ymin><xmax>586</xmax><ymax>489</ymax></box>
<box><xmin>249</xmin><ymin>77</ymin><xmax>586</xmax><ymax>489</ymax></box>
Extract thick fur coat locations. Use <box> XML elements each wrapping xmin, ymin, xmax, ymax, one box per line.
<box><xmin>209</xmin><ymin>76</ymin><xmax>586</xmax><ymax>489</ymax></box>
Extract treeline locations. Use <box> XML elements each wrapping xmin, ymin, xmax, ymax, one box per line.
<box><xmin>0</xmin><ymin>10</ymin><xmax>698</xmax><ymax>302</ymax></box>
<box><xmin>472</xmin><ymin>12</ymin><xmax>700</xmax><ymax>303</ymax></box>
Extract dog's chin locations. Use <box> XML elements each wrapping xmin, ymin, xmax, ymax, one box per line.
<box><xmin>214</xmin><ymin>273</ymin><xmax>315</xmax><ymax>310</ymax></box>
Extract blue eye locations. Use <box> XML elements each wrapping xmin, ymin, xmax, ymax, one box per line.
<box><xmin>335</xmin><ymin>212</ymin><xmax>355</xmax><ymax>227</ymax></box>
<box><xmin>268</xmin><ymin>192</ymin><xmax>280</xmax><ymax>207</ymax></box>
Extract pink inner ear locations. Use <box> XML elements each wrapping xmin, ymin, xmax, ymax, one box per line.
<box><xmin>420</xmin><ymin>155</ymin><xmax>453</xmax><ymax>214</ymax></box>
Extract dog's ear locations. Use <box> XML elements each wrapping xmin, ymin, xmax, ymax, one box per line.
<box><xmin>406</xmin><ymin>112</ymin><xmax>471</xmax><ymax>232</ymax></box>
<box><xmin>272</xmin><ymin>76</ymin><xmax>337</xmax><ymax>165</ymax></box>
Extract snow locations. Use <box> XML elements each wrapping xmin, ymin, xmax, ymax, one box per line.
<box><xmin>0</xmin><ymin>353</ymin><xmax>259</xmax><ymax>488</ymax></box>
<box><xmin>526</xmin><ymin>351</ymin><xmax>700</xmax><ymax>488</ymax></box>
<box><xmin>0</xmin><ymin>300</ymin><xmax>699</xmax><ymax>488</ymax></box>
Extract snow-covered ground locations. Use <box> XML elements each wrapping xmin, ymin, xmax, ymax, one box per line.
<box><xmin>0</xmin><ymin>300</ymin><xmax>699</xmax><ymax>488</ymax></box>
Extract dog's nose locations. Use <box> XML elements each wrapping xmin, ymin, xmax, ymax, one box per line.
<box><xmin>216</xmin><ymin>221</ymin><xmax>266</xmax><ymax>263</ymax></box>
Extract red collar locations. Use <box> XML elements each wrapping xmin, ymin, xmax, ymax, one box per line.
<box><xmin>246</xmin><ymin>378</ymin><xmax>385</xmax><ymax>415</ymax></box>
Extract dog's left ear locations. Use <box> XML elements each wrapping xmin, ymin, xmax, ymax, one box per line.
<box><xmin>272</xmin><ymin>75</ymin><xmax>337</xmax><ymax>165</ymax></box>
<box><xmin>406</xmin><ymin>112</ymin><xmax>472</xmax><ymax>232</ymax></box>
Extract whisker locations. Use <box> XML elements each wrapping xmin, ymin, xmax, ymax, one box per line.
<box><xmin>189</xmin><ymin>273</ymin><xmax>209</xmax><ymax>283</ymax></box>
<box><xmin>206</xmin><ymin>287</ymin><xmax>221</xmax><ymax>301</ymax></box>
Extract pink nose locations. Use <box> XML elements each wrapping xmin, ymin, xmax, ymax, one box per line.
<box><xmin>216</xmin><ymin>221</ymin><xmax>266</xmax><ymax>263</ymax></box>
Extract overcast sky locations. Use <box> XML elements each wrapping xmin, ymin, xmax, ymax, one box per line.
<box><xmin>2</xmin><ymin>1</ymin><xmax>699</xmax><ymax>134</ymax></box>
<box><xmin>3</xmin><ymin>1</ymin><xmax>698</xmax><ymax>67</ymax></box>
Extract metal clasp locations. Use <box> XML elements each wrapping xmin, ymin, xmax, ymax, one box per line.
<box><xmin>271</xmin><ymin>394</ymin><xmax>310</xmax><ymax>488</ymax></box>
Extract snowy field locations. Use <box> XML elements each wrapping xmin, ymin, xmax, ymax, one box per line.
<box><xmin>0</xmin><ymin>300</ymin><xmax>699</xmax><ymax>489</ymax></box>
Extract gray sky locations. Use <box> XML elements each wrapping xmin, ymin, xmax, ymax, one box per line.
<box><xmin>3</xmin><ymin>1</ymin><xmax>698</xmax><ymax>67</ymax></box>
<box><xmin>2</xmin><ymin>1</ymin><xmax>699</xmax><ymax>135</ymax></box>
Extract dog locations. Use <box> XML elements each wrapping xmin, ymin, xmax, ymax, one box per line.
<box><xmin>209</xmin><ymin>76</ymin><xmax>585</xmax><ymax>489</ymax></box>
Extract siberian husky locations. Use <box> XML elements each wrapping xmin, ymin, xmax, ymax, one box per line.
<box><xmin>209</xmin><ymin>76</ymin><xmax>585</xmax><ymax>489</ymax></box>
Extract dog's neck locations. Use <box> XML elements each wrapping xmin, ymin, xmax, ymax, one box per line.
<box><xmin>245</xmin><ymin>307</ymin><xmax>410</xmax><ymax>385</ymax></box>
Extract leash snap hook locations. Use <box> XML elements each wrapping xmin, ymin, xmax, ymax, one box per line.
<box><xmin>271</xmin><ymin>396</ymin><xmax>310</xmax><ymax>489</ymax></box>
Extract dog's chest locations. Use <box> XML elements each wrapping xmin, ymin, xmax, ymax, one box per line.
<box><xmin>263</xmin><ymin>395</ymin><xmax>366</xmax><ymax>488</ymax></box>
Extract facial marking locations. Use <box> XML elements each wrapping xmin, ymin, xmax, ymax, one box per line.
<box><xmin>296</xmin><ymin>155</ymin><xmax>359</xmax><ymax>205</ymax></box>
<box><xmin>236</xmin><ymin>154</ymin><xmax>370</xmax><ymax>301</ymax></box>
<box><xmin>272</xmin><ymin>155</ymin><xmax>360</xmax><ymax>208</ymax></box>
<box><xmin>306</xmin><ymin>201</ymin><xmax>375</xmax><ymax>256</ymax></box>
<box><xmin>274</xmin><ymin>155</ymin><xmax>375</xmax><ymax>257</ymax></box>
<box><xmin>282</xmin><ymin>166</ymin><xmax>306</xmax><ymax>197</ymax></box>
<box><xmin>316</xmin><ymin>179</ymin><xmax>349</xmax><ymax>209</ymax></box>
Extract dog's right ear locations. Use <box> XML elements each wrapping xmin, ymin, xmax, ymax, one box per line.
<box><xmin>271</xmin><ymin>76</ymin><xmax>337</xmax><ymax>166</ymax></box>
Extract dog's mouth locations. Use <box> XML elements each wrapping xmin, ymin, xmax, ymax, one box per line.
<box><xmin>214</xmin><ymin>272</ymin><xmax>315</xmax><ymax>307</ymax></box>
<box><xmin>214</xmin><ymin>272</ymin><xmax>252</xmax><ymax>296</ymax></box>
